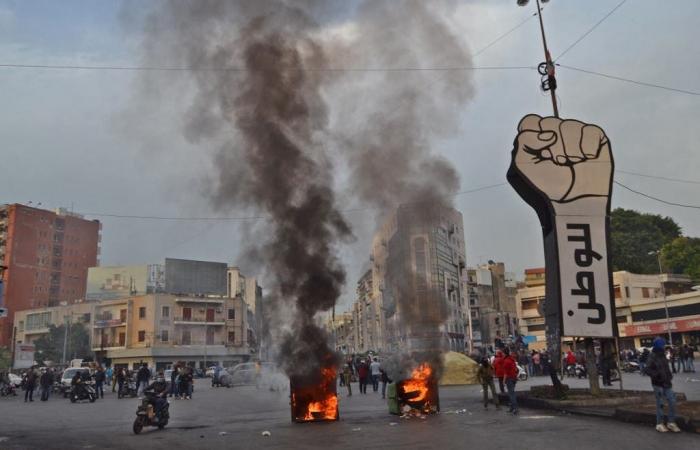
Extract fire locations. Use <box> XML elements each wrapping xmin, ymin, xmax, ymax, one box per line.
<box><xmin>401</xmin><ymin>363</ymin><xmax>432</xmax><ymax>403</ymax></box>
<box><xmin>291</xmin><ymin>366</ymin><xmax>339</xmax><ymax>422</ymax></box>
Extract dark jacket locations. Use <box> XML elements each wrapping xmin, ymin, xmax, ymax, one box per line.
<box><xmin>646</xmin><ymin>349</ymin><xmax>672</xmax><ymax>388</ymax></box>
<box><xmin>40</xmin><ymin>371</ymin><xmax>53</xmax><ymax>388</ymax></box>
<box><xmin>94</xmin><ymin>370</ymin><xmax>106</xmax><ymax>383</ymax></box>
<box><xmin>137</xmin><ymin>366</ymin><xmax>151</xmax><ymax>382</ymax></box>
<box><xmin>476</xmin><ymin>364</ymin><xmax>494</xmax><ymax>384</ymax></box>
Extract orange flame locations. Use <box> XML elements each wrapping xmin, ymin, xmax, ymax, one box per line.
<box><xmin>293</xmin><ymin>366</ymin><xmax>339</xmax><ymax>422</ymax></box>
<box><xmin>401</xmin><ymin>363</ymin><xmax>432</xmax><ymax>402</ymax></box>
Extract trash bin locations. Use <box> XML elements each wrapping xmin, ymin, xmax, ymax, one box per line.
<box><xmin>387</xmin><ymin>382</ymin><xmax>400</xmax><ymax>415</ymax></box>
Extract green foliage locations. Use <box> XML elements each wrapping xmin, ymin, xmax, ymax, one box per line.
<box><xmin>33</xmin><ymin>322</ymin><xmax>92</xmax><ymax>365</ymax></box>
<box><xmin>0</xmin><ymin>346</ymin><xmax>11</xmax><ymax>370</ymax></box>
<box><xmin>610</xmin><ymin>208</ymin><xmax>681</xmax><ymax>274</ymax></box>
<box><xmin>661</xmin><ymin>237</ymin><xmax>700</xmax><ymax>280</ymax></box>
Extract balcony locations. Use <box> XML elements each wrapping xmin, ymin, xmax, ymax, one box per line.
<box><xmin>24</xmin><ymin>326</ymin><xmax>50</xmax><ymax>335</ymax></box>
<box><xmin>171</xmin><ymin>340</ymin><xmax>228</xmax><ymax>346</ymax></box>
<box><xmin>91</xmin><ymin>342</ymin><xmax>126</xmax><ymax>351</ymax></box>
<box><xmin>174</xmin><ymin>297</ymin><xmax>225</xmax><ymax>305</ymax></box>
<box><xmin>93</xmin><ymin>318</ymin><xmax>126</xmax><ymax>328</ymax></box>
<box><xmin>173</xmin><ymin>316</ymin><xmax>225</xmax><ymax>326</ymax></box>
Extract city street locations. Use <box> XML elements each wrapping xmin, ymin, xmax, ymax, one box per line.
<box><xmin>1</xmin><ymin>373</ymin><xmax>698</xmax><ymax>449</ymax></box>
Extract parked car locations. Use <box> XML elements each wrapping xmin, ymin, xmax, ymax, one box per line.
<box><xmin>229</xmin><ymin>362</ymin><xmax>284</xmax><ymax>388</ymax></box>
<box><xmin>60</xmin><ymin>368</ymin><xmax>91</xmax><ymax>397</ymax></box>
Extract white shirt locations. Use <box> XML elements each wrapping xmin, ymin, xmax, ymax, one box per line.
<box><xmin>370</xmin><ymin>361</ymin><xmax>381</xmax><ymax>376</ymax></box>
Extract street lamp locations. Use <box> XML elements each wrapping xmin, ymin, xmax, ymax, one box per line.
<box><xmin>517</xmin><ymin>0</ymin><xmax>558</xmax><ymax>117</ymax></box>
<box><xmin>649</xmin><ymin>250</ymin><xmax>673</xmax><ymax>345</ymax></box>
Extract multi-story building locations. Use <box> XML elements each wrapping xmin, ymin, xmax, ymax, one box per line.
<box><xmin>86</xmin><ymin>264</ymin><xmax>165</xmax><ymax>301</ymax></box>
<box><xmin>465</xmin><ymin>262</ymin><xmax>518</xmax><ymax>351</ymax></box>
<box><xmin>516</xmin><ymin>268</ymin><xmax>698</xmax><ymax>350</ymax></box>
<box><xmin>0</xmin><ymin>204</ymin><xmax>100</xmax><ymax>347</ymax></box>
<box><xmin>351</xmin><ymin>268</ymin><xmax>385</xmax><ymax>353</ymax></box>
<box><xmin>373</xmin><ymin>205</ymin><xmax>468</xmax><ymax>353</ymax></box>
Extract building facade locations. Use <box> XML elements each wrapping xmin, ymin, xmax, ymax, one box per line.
<box><xmin>0</xmin><ymin>204</ymin><xmax>100</xmax><ymax>347</ymax></box>
<box><xmin>516</xmin><ymin>268</ymin><xmax>698</xmax><ymax>350</ymax></box>
<box><xmin>86</xmin><ymin>264</ymin><xmax>165</xmax><ymax>301</ymax></box>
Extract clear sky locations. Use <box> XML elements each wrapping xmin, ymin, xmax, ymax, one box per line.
<box><xmin>1</xmin><ymin>0</ymin><xmax>699</xmax><ymax>309</ymax></box>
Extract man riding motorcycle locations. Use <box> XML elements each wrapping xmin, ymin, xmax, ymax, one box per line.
<box><xmin>144</xmin><ymin>373</ymin><xmax>168</xmax><ymax>418</ymax></box>
<box><xmin>71</xmin><ymin>371</ymin><xmax>88</xmax><ymax>398</ymax></box>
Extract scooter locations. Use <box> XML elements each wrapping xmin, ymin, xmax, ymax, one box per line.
<box><xmin>133</xmin><ymin>391</ymin><xmax>170</xmax><ymax>434</ymax></box>
<box><xmin>69</xmin><ymin>382</ymin><xmax>97</xmax><ymax>403</ymax></box>
<box><xmin>119</xmin><ymin>380</ymin><xmax>138</xmax><ymax>399</ymax></box>
<box><xmin>516</xmin><ymin>363</ymin><xmax>528</xmax><ymax>381</ymax></box>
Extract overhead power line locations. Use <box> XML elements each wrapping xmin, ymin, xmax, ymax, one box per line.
<box><xmin>473</xmin><ymin>11</ymin><xmax>538</xmax><ymax>58</ymax></box>
<box><xmin>555</xmin><ymin>0</ymin><xmax>628</xmax><ymax>61</ymax></box>
<box><xmin>617</xmin><ymin>170</ymin><xmax>700</xmax><ymax>185</ymax></box>
<box><xmin>557</xmin><ymin>64</ymin><xmax>700</xmax><ymax>97</ymax></box>
<box><xmin>614</xmin><ymin>181</ymin><xmax>700</xmax><ymax>210</ymax></box>
<box><xmin>0</xmin><ymin>63</ymin><xmax>535</xmax><ymax>73</ymax></box>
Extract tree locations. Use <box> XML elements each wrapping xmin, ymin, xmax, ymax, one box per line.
<box><xmin>610</xmin><ymin>208</ymin><xmax>681</xmax><ymax>274</ymax></box>
<box><xmin>33</xmin><ymin>322</ymin><xmax>92</xmax><ymax>365</ymax></box>
<box><xmin>0</xmin><ymin>346</ymin><xmax>11</xmax><ymax>370</ymax></box>
<box><xmin>661</xmin><ymin>237</ymin><xmax>700</xmax><ymax>280</ymax></box>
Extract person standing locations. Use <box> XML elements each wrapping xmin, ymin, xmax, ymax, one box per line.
<box><xmin>169</xmin><ymin>365</ymin><xmax>180</xmax><ymax>398</ymax></box>
<box><xmin>639</xmin><ymin>348</ymin><xmax>650</xmax><ymax>376</ymax></box>
<box><xmin>476</xmin><ymin>358</ymin><xmax>499</xmax><ymax>409</ymax></box>
<box><xmin>646</xmin><ymin>337</ymin><xmax>681</xmax><ymax>433</ymax></box>
<box><xmin>369</xmin><ymin>358</ymin><xmax>381</xmax><ymax>393</ymax></box>
<box><xmin>94</xmin><ymin>366</ymin><xmax>105</xmax><ymax>399</ymax></box>
<box><xmin>136</xmin><ymin>363</ymin><xmax>150</xmax><ymax>397</ymax></box>
<box><xmin>502</xmin><ymin>348</ymin><xmax>518</xmax><ymax>415</ymax></box>
<box><xmin>532</xmin><ymin>351</ymin><xmax>541</xmax><ymax>376</ymax></box>
<box><xmin>342</xmin><ymin>361</ymin><xmax>353</xmax><ymax>397</ymax></box>
<box><xmin>380</xmin><ymin>368</ymin><xmax>391</xmax><ymax>400</ymax></box>
<box><xmin>24</xmin><ymin>366</ymin><xmax>37</xmax><ymax>402</ymax></box>
<box><xmin>105</xmin><ymin>366</ymin><xmax>113</xmax><ymax>390</ymax></box>
<box><xmin>687</xmin><ymin>344</ymin><xmax>696</xmax><ymax>373</ymax></box>
<box><xmin>39</xmin><ymin>368</ymin><xmax>53</xmax><ymax>401</ymax></box>
<box><xmin>492</xmin><ymin>350</ymin><xmax>505</xmax><ymax>394</ymax></box>
<box><xmin>357</xmin><ymin>360</ymin><xmax>369</xmax><ymax>394</ymax></box>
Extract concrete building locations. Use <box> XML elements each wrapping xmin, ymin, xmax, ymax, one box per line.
<box><xmin>351</xmin><ymin>268</ymin><xmax>385</xmax><ymax>353</ymax></box>
<box><xmin>0</xmin><ymin>204</ymin><xmax>100</xmax><ymax>347</ymax></box>
<box><xmin>372</xmin><ymin>205</ymin><xmax>468</xmax><ymax>353</ymax></box>
<box><xmin>465</xmin><ymin>262</ymin><xmax>518</xmax><ymax>351</ymax></box>
<box><xmin>516</xmin><ymin>268</ymin><xmax>697</xmax><ymax>350</ymax></box>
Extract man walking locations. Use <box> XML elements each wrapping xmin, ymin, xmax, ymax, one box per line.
<box><xmin>342</xmin><ymin>360</ymin><xmax>353</xmax><ymax>397</ymax></box>
<box><xmin>477</xmin><ymin>358</ymin><xmax>499</xmax><ymax>409</ymax></box>
<box><xmin>116</xmin><ymin>368</ymin><xmax>126</xmax><ymax>398</ymax></box>
<box><xmin>39</xmin><ymin>368</ymin><xmax>52</xmax><ymax>401</ymax></box>
<box><xmin>94</xmin><ymin>366</ymin><xmax>105</xmax><ymax>399</ymax></box>
<box><xmin>370</xmin><ymin>358</ymin><xmax>381</xmax><ymax>393</ymax></box>
<box><xmin>357</xmin><ymin>359</ymin><xmax>369</xmax><ymax>394</ymax></box>
<box><xmin>646</xmin><ymin>337</ymin><xmax>681</xmax><ymax>433</ymax></box>
<box><xmin>24</xmin><ymin>366</ymin><xmax>37</xmax><ymax>402</ymax></box>
<box><xmin>493</xmin><ymin>350</ymin><xmax>505</xmax><ymax>394</ymax></box>
<box><xmin>136</xmin><ymin>363</ymin><xmax>150</xmax><ymax>397</ymax></box>
<box><xmin>502</xmin><ymin>348</ymin><xmax>518</xmax><ymax>415</ymax></box>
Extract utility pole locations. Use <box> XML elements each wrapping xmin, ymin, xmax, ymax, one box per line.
<box><xmin>534</xmin><ymin>0</ymin><xmax>559</xmax><ymax>117</ymax></box>
<box><xmin>62</xmin><ymin>315</ymin><xmax>70</xmax><ymax>365</ymax></box>
<box><xmin>651</xmin><ymin>250</ymin><xmax>673</xmax><ymax>344</ymax></box>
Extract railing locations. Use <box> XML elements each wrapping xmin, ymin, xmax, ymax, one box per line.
<box><xmin>171</xmin><ymin>340</ymin><xmax>227</xmax><ymax>346</ymax></box>
<box><xmin>173</xmin><ymin>316</ymin><xmax>225</xmax><ymax>324</ymax></box>
<box><xmin>91</xmin><ymin>342</ymin><xmax>125</xmax><ymax>350</ymax></box>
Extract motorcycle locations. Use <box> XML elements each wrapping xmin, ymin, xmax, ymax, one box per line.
<box><xmin>119</xmin><ymin>380</ymin><xmax>138</xmax><ymax>399</ymax></box>
<box><xmin>69</xmin><ymin>382</ymin><xmax>97</xmax><ymax>403</ymax></box>
<box><xmin>622</xmin><ymin>361</ymin><xmax>640</xmax><ymax>373</ymax></box>
<box><xmin>516</xmin><ymin>363</ymin><xmax>528</xmax><ymax>381</ymax></box>
<box><xmin>133</xmin><ymin>391</ymin><xmax>170</xmax><ymax>434</ymax></box>
<box><xmin>574</xmin><ymin>363</ymin><xmax>587</xmax><ymax>379</ymax></box>
<box><xmin>0</xmin><ymin>382</ymin><xmax>17</xmax><ymax>397</ymax></box>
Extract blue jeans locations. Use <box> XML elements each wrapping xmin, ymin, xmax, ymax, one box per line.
<box><xmin>687</xmin><ymin>358</ymin><xmax>695</xmax><ymax>372</ymax></box>
<box><xmin>95</xmin><ymin>381</ymin><xmax>103</xmax><ymax>398</ymax></box>
<box><xmin>506</xmin><ymin>379</ymin><xmax>518</xmax><ymax>412</ymax></box>
<box><xmin>653</xmin><ymin>385</ymin><xmax>676</xmax><ymax>425</ymax></box>
<box><xmin>371</xmin><ymin>375</ymin><xmax>379</xmax><ymax>391</ymax></box>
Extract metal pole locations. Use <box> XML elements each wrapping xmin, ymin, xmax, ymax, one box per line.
<box><xmin>656</xmin><ymin>253</ymin><xmax>673</xmax><ymax>345</ymax></box>
<box><xmin>61</xmin><ymin>316</ymin><xmax>69</xmax><ymax>365</ymax></box>
<box><xmin>535</xmin><ymin>0</ymin><xmax>559</xmax><ymax>117</ymax></box>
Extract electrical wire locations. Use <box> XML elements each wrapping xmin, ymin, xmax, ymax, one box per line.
<box><xmin>472</xmin><ymin>11</ymin><xmax>538</xmax><ymax>58</ymax></box>
<box><xmin>557</xmin><ymin>64</ymin><xmax>700</xmax><ymax>97</ymax></box>
<box><xmin>617</xmin><ymin>170</ymin><xmax>700</xmax><ymax>185</ymax></box>
<box><xmin>555</xmin><ymin>0</ymin><xmax>628</xmax><ymax>61</ymax></box>
<box><xmin>614</xmin><ymin>181</ymin><xmax>700</xmax><ymax>209</ymax></box>
<box><xmin>0</xmin><ymin>63</ymin><xmax>535</xmax><ymax>72</ymax></box>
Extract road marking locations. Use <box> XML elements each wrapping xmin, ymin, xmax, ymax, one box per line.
<box><xmin>519</xmin><ymin>415</ymin><xmax>556</xmax><ymax>419</ymax></box>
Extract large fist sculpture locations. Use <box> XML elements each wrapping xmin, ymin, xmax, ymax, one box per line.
<box><xmin>509</xmin><ymin>114</ymin><xmax>613</xmax><ymax>207</ymax></box>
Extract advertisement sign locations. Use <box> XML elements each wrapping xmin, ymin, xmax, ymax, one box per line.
<box><xmin>14</xmin><ymin>343</ymin><xmax>35</xmax><ymax>369</ymax></box>
<box><xmin>507</xmin><ymin>114</ymin><xmax>616</xmax><ymax>338</ymax></box>
<box><xmin>624</xmin><ymin>318</ymin><xmax>700</xmax><ymax>337</ymax></box>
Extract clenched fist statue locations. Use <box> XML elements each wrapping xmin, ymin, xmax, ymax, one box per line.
<box><xmin>509</xmin><ymin>114</ymin><xmax>613</xmax><ymax>213</ymax></box>
<box><xmin>507</xmin><ymin>113</ymin><xmax>616</xmax><ymax>339</ymax></box>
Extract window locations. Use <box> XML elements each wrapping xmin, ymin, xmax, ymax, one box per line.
<box><xmin>138</xmin><ymin>330</ymin><xmax>145</xmax><ymax>342</ymax></box>
<box><xmin>139</xmin><ymin>307</ymin><xmax>146</xmax><ymax>319</ymax></box>
<box><xmin>161</xmin><ymin>329</ymin><xmax>169</xmax><ymax>342</ymax></box>
<box><xmin>118</xmin><ymin>332</ymin><xmax>126</xmax><ymax>346</ymax></box>
<box><xmin>162</xmin><ymin>306</ymin><xmax>170</xmax><ymax>318</ymax></box>
<box><xmin>528</xmin><ymin>324</ymin><xmax>546</xmax><ymax>332</ymax></box>
<box><xmin>228</xmin><ymin>309</ymin><xmax>236</xmax><ymax>320</ymax></box>
<box><xmin>19</xmin><ymin>321</ymin><xmax>24</xmax><ymax>332</ymax></box>
<box><xmin>625</xmin><ymin>286</ymin><xmax>630</xmax><ymax>298</ymax></box>
<box><xmin>228</xmin><ymin>331</ymin><xmax>235</xmax><ymax>343</ymax></box>
<box><xmin>522</xmin><ymin>299</ymin><xmax>539</xmax><ymax>311</ymax></box>
<box><xmin>182</xmin><ymin>330</ymin><xmax>191</xmax><ymax>345</ymax></box>
<box><xmin>183</xmin><ymin>307</ymin><xmax>192</xmax><ymax>320</ymax></box>
<box><xmin>642</xmin><ymin>287</ymin><xmax>650</xmax><ymax>298</ymax></box>
<box><xmin>120</xmin><ymin>309</ymin><xmax>127</xmax><ymax>323</ymax></box>
<box><xmin>614</xmin><ymin>286</ymin><xmax>621</xmax><ymax>299</ymax></box>
<box><xmin>26</xmin><ymin>312</ymin><xmax>51</xmax><ymax>330</ymax></box>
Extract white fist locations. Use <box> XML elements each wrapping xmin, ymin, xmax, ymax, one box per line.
<box><xmin>510</xmin><ymin>114</ymin><xmax>613</xmax><ymax>204</ymax></box>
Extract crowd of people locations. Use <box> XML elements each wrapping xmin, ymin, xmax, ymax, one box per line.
<box><xmin>339</xmin><ymin>356</ymin><xmax>391</xmax><ymax>399</ymax></box>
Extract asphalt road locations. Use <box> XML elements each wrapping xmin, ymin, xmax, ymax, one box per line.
<box><xmin>1</xmin><ymin>373</ymin><xmax>698</xmax><ymax>450</ymax></box>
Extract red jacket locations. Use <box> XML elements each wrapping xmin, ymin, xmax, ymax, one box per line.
<box><xmin>566</xmin><ymin>351</ymin><xmax>576</xmax><ymax>365</ymax></box>
<box><xmin>502</xmin><ymin>355</ymin><xmax>518</xmax><ymax>381</ymax></box>
<box><xmin>493</xmin><ymin>352</ymin><xmax>505</xmax><ymax>377</ymax></box>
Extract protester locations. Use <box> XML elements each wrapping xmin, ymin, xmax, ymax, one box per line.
<box><xmin>639</xmin><ymin>348</ymin><xmax>650</xmax><ymax>376</ymax></box>
<box><xmin>380</xmin><ymin>367</ymin><xmax>391</xmax><ymax>400</ymax></box>
<box><xmin>492</xmin><ymin>350</ymin><xmax>505</xmax><ymax>393</ymax></box>
<box><xmin>137</xmin><ymin>363</ymin><xmax>151</xmax><ymax>397</ymax></box>
<box><xmin>357</xmin><ymin>359</ymin><xmax>369</xmax><ymax>394</ymax></box>
<box><xmin>370</xmin><ymin>358</ymin><xmax>381</xmax><ymax>393</ymax></box>
<box><xmin>105</xmin><ymin>366</ymin><xmax>113</xmax><ymax>389</ymax></box>
<box><xmin>116</xmin><ymin>367</ymin><xmax>126</xmax><ymax>397</ymax></box>
<box><xmin>532</xmin><ymin>351</ymin><xmax>541</xmax><ymax>376</ymax></box>
<box><xmin>169</xmin><ymin>365</ymin><xmax>180</xmax><ymax>398</ymax></box>
<box><xmin>39</xmin><ymin>368</ymin><xmax>52</xmax><ymax>402</ymax></box>
<box><xmin>342</xmin><ymin>360</ymin><xmax>353</xmax><ymax>397</ymax></box>
<box><xmin>24</xmin><ymin>366</ymin><xmax>37</xmax><ymax>402</ymax></box>
<box><xmin>94</xmin><ymin>366</ymin><xmax>105</xmax><ymax>399</ymax></box>
<box><xmin>477</xmin><ymin>358</ymin><xmax>499</xmax><ymax>410</ymax></box>
<box><xmin>687</xmin><ymin>344</ymin><xmax>696</xmax><ymax>373</ymax></box>
<box><xmin>646</xmin><ymin>337</ymin><xmax>681</xmax><ymax>433</ymax></box>
<box><xmin>502</xmin><ymin>348</ymin><xmax>518</xmax><ymax>414</ymax></box>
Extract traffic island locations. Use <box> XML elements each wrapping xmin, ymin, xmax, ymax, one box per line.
<box><xmin>498</xmin><ymin>386</ymin><xmax>698</xmax><ymax>433</ymax></box>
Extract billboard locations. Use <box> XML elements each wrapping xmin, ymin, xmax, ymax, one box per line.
<box><xmin>14</xmin><ymin>343</ymin><xmax>35</xmax><ymax>369</ymax></box>
<box><xmin>86</xmin><ymin>264</ymin><xmax>165</xmax><ymax>301</ymax></box>
<box><xmin>507</xmin><ymin>114</ymin><xmax>616</xmax><ymax>338</ymax></box>
<box><xmin>165</xmin><ymin>258</ymin><xmax>227</xmax><ymax>296</ymax></box>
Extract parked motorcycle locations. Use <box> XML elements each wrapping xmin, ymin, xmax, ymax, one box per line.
<box><xmin>0</xmin><ymin>383</ymin><xmax>17</xmax><ymax>397</ymax></box>
<box><xmin>119</xmin><ymin>380</ymin><xmax>138</xmax><ymax>399</ymax></box>
<box><xmin>516</xmin><ymin>363</ymin><xmax>528</xmax><ymax>381</ymax></box>
<box><xmin>133</xmin><ymin>391</ymin><xmax>170</xmax><ymax>434</ymax></box>
<box><xmin>622</xmin><ymin>361</ymin><xmax>640</xmax><ymax>373</ymax></box>
<box><xmin>69</xmin><ymin>383</ymin><xmax>97</xmax><ymax>403</ymax></box>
